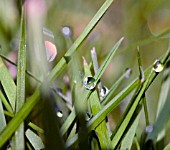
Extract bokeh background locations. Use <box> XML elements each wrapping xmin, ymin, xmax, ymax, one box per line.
<box><xmin>0</xmin><ymin>0</ymin><xmax>170</xmax><ymax>145</ymax></box>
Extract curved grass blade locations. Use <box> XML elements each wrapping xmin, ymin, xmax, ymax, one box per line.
<box><xmin>25</xmin><ymin>129</ymin><xmax>44</xmax><ymax>150</ymax></box>
<box><xmin>0</xmin><ymin>57</ymin><xmax>16</xmax><ymax>111</ymax></box>
<box><xmin>47</xmin><ymin>0</ymin><xmax>114</xmax><ymax>82</ymax></box>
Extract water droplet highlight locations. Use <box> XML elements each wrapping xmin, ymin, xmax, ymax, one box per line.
<box><xmin>153</xmin><ymin>60</ymin><xmax>164</xmax><ymax>73</ymax></box>
<box><xmin>84</xmin><ymin>77</ymin><xmax>96</xmax><ymax>90</ymax></box>
<box><xmin>61</xmin><ymin>26</ymin><xmax>72</xmax><ymax>38</ymax></box>
<box><xmin>100</xmin><ymin>86</ymin><xmax>109</xmax><ymax>98</ymax></box>
<box><xmin>125</xmin><ymin>68</ymin><xmax>132</xmax><ymax>78</ymax></box>
<box><xmin>56</xmin><ymin>110</ymin><xmax>63</xmax><ymax>118</ymax></box>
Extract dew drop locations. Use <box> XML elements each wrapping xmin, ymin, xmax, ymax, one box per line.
<box><xmin>61</xmin><ymin>26</ymin><xmax>72</xmax><ymax>38</ymax></box>
<box><xmin>153</xmin><ymin>59</ymin><xmax>164</xmax><ymax>73</ymax></box>
<box><xmin>125</xmin><ymin>68</ymin><xmax>132</xmax><ymax>78</ymax></box>
<box><xmin>100</xmin><ymin>86</ymin><xmax>109</xmax><ymax>98</ymax></box>
<box><xmin>84</xmin><ymin>77</ymin><xmax>96</xmax><ymax>90</ymax></box>
<box><xmin>56</xmin><ymin>110</ymin><xmax>63</xmax><ymax>118</ymax></box>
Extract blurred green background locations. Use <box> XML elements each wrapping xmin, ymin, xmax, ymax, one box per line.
<box><xmin>0</xmin><ymin>0</ymin><xmax>170</xmax><ymax>143</ymax></box>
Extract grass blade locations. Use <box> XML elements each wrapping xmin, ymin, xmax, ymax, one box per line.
<box><xmin>47</xmin><ymin>0</ymin><xmax>114</xmax><ymax>82</ymax></box>
<box><xmin>94</xmin><ymin>37</ymin><xmax>124</xmax><ymax>81</ymax></box>
<box><xmin>0</xmin><ymin>91</ymin><xmax>13</xmax><ymax>114</ymax></box>
<box><xmin>84</xmin><ymin>58</ymin><xmax>112</xmax><ymax>149</ymax></box>
<box><xmin>0</xmin><ymin>57</ymin><xmax>16</xmax><ymax>111</ymax></box>
<box><xmin>146</xmin><ymin>61</ymin><xmax>170</xmax><ymax>143</ymax></box>
<box><xmin>25</xmin><ymin>129</ymin><xmax>44</xmax><ymax>150</ymax></box>
<box><xmin>0</xmin><ymin>97</ymin><xmax>6</xmax><ymax>133</ymax></box>
<box><xmin>13</xmin><ymin>6</ymin><xmax>26</xmax><ymax>149</ymax></box>
<box><xmin>120</xmin><ymin>113</ymin><xmax>141</xmax><ymax>150</ymax></box>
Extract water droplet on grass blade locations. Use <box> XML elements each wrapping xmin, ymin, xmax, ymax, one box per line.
<box><xmin>153</xmin><ymin>60</ymin><xmax>164</xmax><ymax>73</ymax></box>
<box><xmin>100</xmin><ymin>86</ymin><xmax>109</xmax><ymax>98</ymax></box>
<box><xmin>125</xmin><ymin>68</ymin><xmax>132</xmax><ymax>78</ymax></box>
<box><xmin>84</xmin><ymin>77</ymin><xmax>96</xmax><ymax>90</ymax></box>
<box><xmin>62</xmin><ymin>26</ymin><xmax>72</xmax><ymax>38</ymax></box>
<box><xmin>56</xmin><ymin>110</ymin><xmax>63</xmax><ymax>118</ymax></box>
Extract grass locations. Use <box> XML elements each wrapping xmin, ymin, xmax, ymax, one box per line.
<box><xmin>0</xmin><ymin>0</ymin><xmax>170</xmax><ymax>150</ymax></box>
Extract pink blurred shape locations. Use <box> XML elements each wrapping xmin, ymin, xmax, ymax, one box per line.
<box><xmin>45</xmin><ymin>41</ymin><xmax>57</xmax><ymax>62</ymax></box>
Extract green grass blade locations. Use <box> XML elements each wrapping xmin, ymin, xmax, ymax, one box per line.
<box><xmin>0</xmin><ymin>97</ymin><xmax>6</xmax><ymax>133</ymax></box>
<box><xmin>84</xmin><ymin>59</ymin><xmax>112</xmax><ymax>149</ymax></box>
<box><xmin>120</xmin><ymin>113</ymin><xmax>141</xmax><ymax>150</ymax></box>
<box><xmin>13</xmin><ymin>6</ymin><xmax>26</xmax><ymax>149</ymax></box>
<box><xmin>101</xmin><ymin>72</ymin><xmax>126</xmax><ymax>105</ymax></box>
<box><xmin>25</xmin><ymin>129</ymin><xmax>44</xmax><ymax>150</ymax></box>
<box><xmin>47</xmin><ymin>0</ymin><xmax>114</xmax><ymax>82</ymax></box>
<box><xmin>156</xmin><ymin>61</ymin><xmax>170</xmax><ymax>142</ymax></box>
<box><xmin>0</xmin><ymin>89</ymin><xmax>40</xmax><ymax>148</ymax></box>
<box><xmin>147</xmin><ymin>62</ymin><xmax>170</xmax><ymax>142</ymax></box>
<box><xmin>0</xmin><ymin>57</ymin><xmax>16</xmax><ymax>111</ymax></box>
<box><xmin>94</xmin><ymin>37</ymin><xmax>124</xmax><ymax>81</ymax></box>
<box><xmin>0</xmin><ymin>90</ymin><xmax>13</xmax><ymax>114</ymax></box>
<box><xmin>28</xmin><ymin>122</ymin><xmax>44</xmax><ymax>134</ymax></box>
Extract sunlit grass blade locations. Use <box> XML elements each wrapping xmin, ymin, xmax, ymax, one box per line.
<box><xmin>47</xmin><ymin>0</ymin><xmax>115</xmax><ymax>82</ymax></box>
<box><xmin>120</xmin><ymin>113</ymin><xmax>141</xmax><ymax>150</ymax></box>
<box><xmin>25</xmin><ymin>129</ymin><xmax>44</xmax><ymax>150</ymax></box>
<box><xmin>0</xmin><ymin>97</ymin><xmax>6</xmax><ymax>132</ymax></box>
<box><xmin>84</xmin><ymin>58</ymin><xmax>112</xmax><ymax>149</ymax></box>
<box><xmin>0</xmin><ymin>57</ymin><xmax>16</xmax><ymax>111</ymax></box>
<box><xmin>0</xmin><ymin>89</ymin><xmax>40</xmax><ymax>148</ymax></box>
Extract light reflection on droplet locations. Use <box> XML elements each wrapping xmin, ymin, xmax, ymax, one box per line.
<box><xmin>61</xmin><ymin>26</ymin><xmax>72</xmax><ymax>38</ymax></box>
<box><xmin>153</xmin><ymin>60</ymin><xmax>164</xmax><ymax>73</ymax></box>
<box><xmin>56</xmin><ymin>110</ymin><xmax>63</xmax><ymax>118</ymax></box>
<box><xmin>84</xmin><ymin>77</ymin><xmax>96</xmax><ymax>90</ymax></box>
<box><xmin>125</xmin><ymin>68</ymin><xmax>132</xmax><ymax>78</ymax></box>
<box><xmin>100</xmin><ymin>86</ymin><xmax>109</xmax><ymax>98</ymax></box>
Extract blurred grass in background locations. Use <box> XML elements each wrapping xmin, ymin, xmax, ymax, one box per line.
<box><xmin>0</xmin><ymin>0</ymin><xmax>170</xmax><ymax>147</ymax></box>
